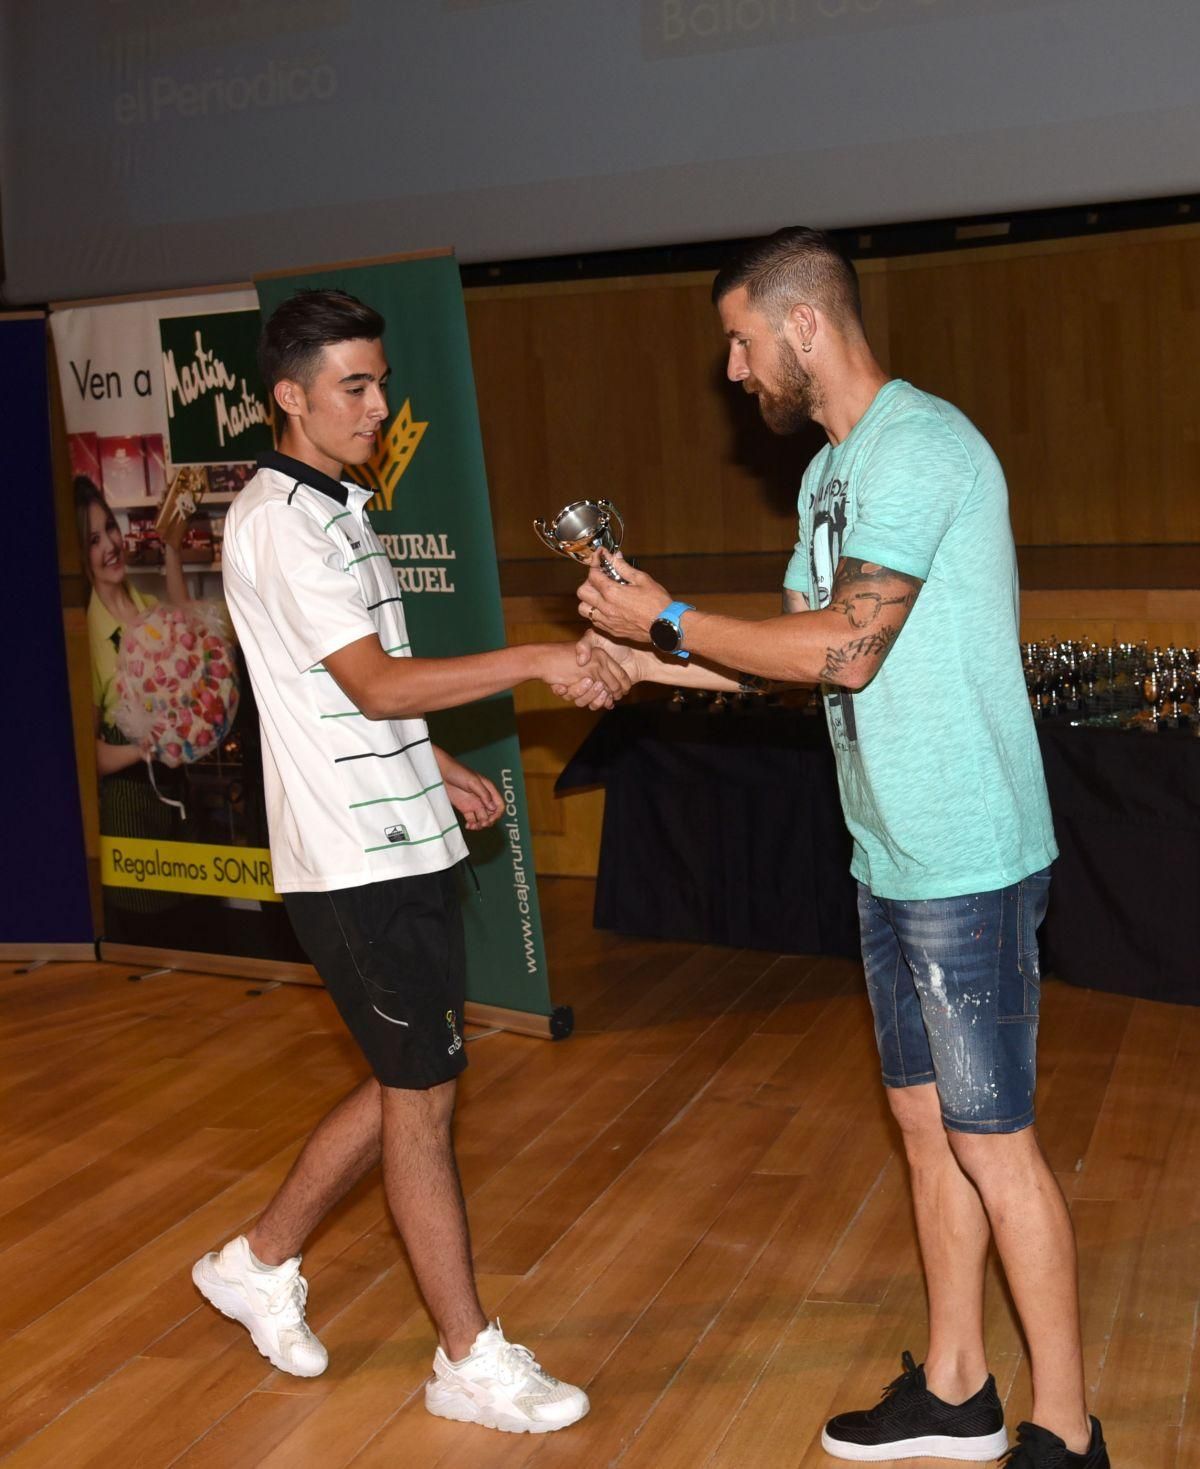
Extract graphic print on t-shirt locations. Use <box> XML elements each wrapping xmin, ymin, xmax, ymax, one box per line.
<box><xmin>807</xmin><ymin>474</ymin><xmax>857</xmax><ymax>749</ymax></box>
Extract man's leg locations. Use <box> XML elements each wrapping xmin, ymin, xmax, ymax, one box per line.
<box><xmin>248</xmin><ymin>1076</ymin><xmax>384</xmax><ymax>1265</ymax></box>
<box><xmin>855</xmin><ymin>886</ymin><xmax>993</xmax><ymax>1401</ymax></box>
<box><xmin>821</xmin><ymin>887</ymin><xmax>1009</xmax><ymax>1462</ymax></box>
<box><xmin>895</xmin><ymin>869</ymin><xmax>1096</xmax><ymax>1459</ymax></box>
<box><xmin>950</xmin><ymin>1126</ymin><xmax>1090</xmax><ymax>1454</ymax></box>
<box><xmin>379</xmin><ymin>1078</ymin><xmax>486</xmax><ymax>1359</ymax></box>
<box><xmin>886</xmin><ymin>1081</ymin><xmax>991</xmax><ymax>1404</ymax></box>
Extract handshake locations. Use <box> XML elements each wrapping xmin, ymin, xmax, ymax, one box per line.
<box><xmin>541</xmin><ymin>552</ymin><xmax>674</xmax><ymax>711</ymax></box>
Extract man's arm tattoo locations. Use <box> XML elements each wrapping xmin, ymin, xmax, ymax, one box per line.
<box><xmin>820</xmin><ymin>626</ymin><xmax>899</xmax><ymax>685</ymax></box>
<box><xmin>828</xmin><ymin>558</ymin><xmax>922</xmax><ymax>629</ymax></box>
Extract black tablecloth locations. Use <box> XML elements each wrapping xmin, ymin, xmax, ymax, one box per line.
<box><xmin>558</xmin><ymin>704</ymin><xmax>859</xmax><ymax>958</ymax></box>
<box><xmin>1036</xmin><ymin>723</ymin><xmax>1200</xmax><ymax>1004</ymax></box>
<box><xmin>558</xmin><ymin>703</ymin><xmax>1199</xmax><ymax>1004</ymax></box>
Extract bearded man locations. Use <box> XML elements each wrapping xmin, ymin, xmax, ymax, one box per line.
<box><xmin>573</xmin><ymin>228</ymin><xmax>1107</xmax><ymax>1469</ymax></box>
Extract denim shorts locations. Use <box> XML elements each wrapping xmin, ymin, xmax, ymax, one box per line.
<box><xmin>858</xmin><ymin>869</ymin><xmax>1052</xmax><ymax>1135</ymax></box>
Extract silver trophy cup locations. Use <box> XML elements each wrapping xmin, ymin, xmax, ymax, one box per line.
<box><xmin>532</xmin><ymin>498</ymin><xmax>629</xmax><ymax>583</ymax></box>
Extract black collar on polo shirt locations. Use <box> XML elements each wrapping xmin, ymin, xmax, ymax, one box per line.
<box><xmin>257</xmin><ymin>448</ymin><xmax>352</xmax><ymax>507</ymax></box>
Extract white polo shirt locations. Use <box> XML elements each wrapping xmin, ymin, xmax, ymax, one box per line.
<box><xmin>222</xmin><ymin>450</ymin><xmax>468</xmax><ymax>893</ymax></box>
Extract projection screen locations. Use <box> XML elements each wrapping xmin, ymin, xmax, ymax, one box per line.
<box><xmin>3</xmin><ymin>0</ymin><xmax>1198</xmax><ymax>304</ymax></box>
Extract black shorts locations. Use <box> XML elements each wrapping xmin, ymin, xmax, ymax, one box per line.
<box><xmin>283</xmin><ymin>866</ymin><xmax>468</xmax><ymax>1090</ymax></box>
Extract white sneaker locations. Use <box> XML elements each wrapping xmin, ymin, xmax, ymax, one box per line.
<box><xmin>191</xmin><ymin>1235</ymin><xmax>328</xmax><ymax>1377</ymax></box>
<box><xmin>425</xmin><ymin>1321</ymin><xmax>589</xmax><ymax>1434</ymax></box>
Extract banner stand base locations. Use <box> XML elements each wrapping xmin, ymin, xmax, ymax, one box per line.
<box><xmin>1</xmin><ymin>943</ymin><xmax>97</xmax><ymax>964</ymax></box>
<box><xmin>462</xmin><ymin>1002</ymin><xmax>574</xmax><ymax>1042</ymax></box>
<box><xmin>96</xmin><ymin>942</ymin><xmax>571</xmax><ymax>1040</ymax></box>
<box><xmin>99</xmin><ymin>942</ymin><xmax>320</xmax><ymax>987</ymax></box>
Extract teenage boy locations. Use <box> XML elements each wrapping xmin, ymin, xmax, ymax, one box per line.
<box><xmin>194</xmin><ymin>288</ymin><xmax>625</xmax><ymax>1435</ymax></box>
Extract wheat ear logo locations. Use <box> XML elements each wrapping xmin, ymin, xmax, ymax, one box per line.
<box><xmin>345</xmin><ymin>398</ymin><xmax>428</xmax><ymax>511</ymax></box>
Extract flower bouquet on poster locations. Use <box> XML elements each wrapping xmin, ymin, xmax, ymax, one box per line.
<box><xmin>113</xmin><ymin>603</ymin><xmax>239</xmax><ymax>815</ymax></box>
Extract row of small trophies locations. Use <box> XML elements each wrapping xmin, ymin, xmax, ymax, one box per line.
<box><xmin>1023</xmin><ymin>640</ymin><xmax>1199</xmax><ymax>730</ymax></box>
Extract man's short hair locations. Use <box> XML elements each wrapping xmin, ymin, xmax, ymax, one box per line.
<box><xmin>258</xmin><ymin>288</ymin><xmax>386</xmax><ymax>390</ymax></box>
<box><xmin>711</xmin><ymin>227</ymin><xmax>863</xmax><ymax>333</ymax></box>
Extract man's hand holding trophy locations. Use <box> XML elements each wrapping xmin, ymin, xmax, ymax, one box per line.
<box><xmin>533</xmin><ymin>497</ymin><xmax>683</xmax><ymax>702</ymax></box>
<box><xmin>533</xmin><ymin>497</ymin><xmax>771</xmax><ymax>709</ymax></box>
<box><xmin>530</xmin><ymin>498</ymin><xmax>642</xmax><ymax>708</ymax></box>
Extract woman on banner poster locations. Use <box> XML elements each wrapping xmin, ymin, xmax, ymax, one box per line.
<box><xmin>76</xmin><ymin>474</ymin><xmax>193</xmax><ymax>937</ymax></box>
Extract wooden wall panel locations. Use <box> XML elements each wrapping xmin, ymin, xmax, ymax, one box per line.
<box><xmin>467</xmin><ymin>224</ymin><xmax>1200</xmax><ymax>562</ymax></box>
<box><xmin>1020</xmin><ymin>589</ymin><xmax>1200</xmax><ymax>649</ymax></box>
<box><xmin>874</xmin><ymin>231</ymin><xmax>1200</xmax><ymax>546</ymax></box>
<box><xmin>467</xmin><ymin>272</ymin><xmax>815</xmax><ymax>563</ymax></box>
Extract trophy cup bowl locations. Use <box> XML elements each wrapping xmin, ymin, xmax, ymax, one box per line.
<box><xmin>533</xmin><ymin>498</ymin><xmax>629</xmax><ymax>583</ymax></box>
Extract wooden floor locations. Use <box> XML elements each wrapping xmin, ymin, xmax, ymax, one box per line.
<box><xmin>1</xmin><ymin>879</ymin><xmax>1196</xmax><ymax>1469</ymax></box>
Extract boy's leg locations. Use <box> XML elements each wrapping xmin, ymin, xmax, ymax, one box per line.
<box><xmin>192</xmin><ymin>874</ymin><xmax>468</xmax><ymax>1377</ymax></box>
<box><xmin>248</xmin><ymin>1075</ymin><xmax>383</xmax><ymax>1265</ymax></box>
<box><xmin>191</xmin><ymin>1078</ymin><xmax>378</xmax><ymax>1379</ymax></box>
<box><xmin>196</xmin><ymin>870</ymin><xmax>588</xmax><ymax>1429</ymax></box>
<box><xmin>379</xmin><ymin>1078</ymin><xmax>486</xmax><ymax>1359</ymax></box>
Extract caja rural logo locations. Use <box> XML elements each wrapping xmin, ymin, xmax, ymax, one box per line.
<box><xmin>345</xmin><ymin>399</ymin><xmax>428</xmax><ymax>511</ymax></box>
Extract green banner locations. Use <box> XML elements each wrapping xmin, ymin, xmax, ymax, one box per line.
<box><xmin>255</xmin><ymin>255</ymin><xmax>554</xmax><ymax>1022</ymax></box>
<box><xmin>159</xmin><ymin>309</ymin><xmax>274</xmax><ymax>464</ymax></box>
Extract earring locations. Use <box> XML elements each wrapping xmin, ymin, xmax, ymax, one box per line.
<box><xmin>801</xmin><ymin>342</ymin><xmax>813</xmax><ymax>353</ymax></box>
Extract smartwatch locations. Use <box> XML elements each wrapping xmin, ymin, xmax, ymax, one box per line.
<box><xmin>649</xmin><ymin>601</ymin><xmax>695</xmax><ymax>659</ymax></box>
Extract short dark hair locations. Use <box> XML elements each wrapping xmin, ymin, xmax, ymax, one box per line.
<box><xmin>257</xmin><ymin>288</ymin><xmax>386</xmax><ymax>390</ymax></box>
<box><xmin>711</xmin><ymin>227</ymin><xmax>862</xmax><ymax>332</ymax></box>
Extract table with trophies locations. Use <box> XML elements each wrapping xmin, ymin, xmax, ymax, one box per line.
<box><xmin>536</xmin><ymin>497</ymin><xmax>1200</xmax><ymax>1005</ymax></box>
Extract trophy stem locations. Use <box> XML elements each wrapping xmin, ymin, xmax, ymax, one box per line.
<box><xmin>599</xmin><ymin>555</ymin><xmax>629</xmax><ymax>585</ymax></box>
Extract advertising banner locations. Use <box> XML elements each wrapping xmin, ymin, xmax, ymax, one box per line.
<box><xmin>0</xmin><ymin>313</ymin><xmax>94</xmax><ymax>956</ymax></box>
<box><xmin>48</xmin><ymin>291</ymin><xmax>308</xmax><ymax>965</ymax></box>
<box><xmin>256</xmin><ymin>255</ymin><xmax>557</xmax><ymax>1027</ymax></box>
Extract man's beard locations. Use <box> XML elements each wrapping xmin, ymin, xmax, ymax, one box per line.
<box><xmin>750</xmin><ymin>339</ymin><xmax>821</xmax><ymax>435</ymax></box>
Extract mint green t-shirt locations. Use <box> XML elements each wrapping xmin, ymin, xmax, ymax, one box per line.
<box><xmin>785</xmin><ymin>379</ymin><xmax>1056</xmax><ymax>900</ymax></box>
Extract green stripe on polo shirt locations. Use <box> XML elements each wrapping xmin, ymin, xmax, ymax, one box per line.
<box><xmin>347</xmin><ymin>550</ymin><xmax>388</xmax><ymax>567</ymax></box>
<box><xmin>349</xmin><ymin>782</ymin><xmax>443</xmax><ymax>810</ymax></box>
<box><xmin>320</xmin><ymin>710</ymin><xmax>364</xmax><ymax>719</ymax></box>
<box><xmin>309</xmin><ymin>643</ymin><xmax>408</xmax><ymax>675</ymax></box>
<box><xmin>363</xmin><ymin>822</ymin><xmax>461</xmax><ymax>854</ymax></box>
<box><xmin>324</xmin><ymin>510</ymin><xmax>352</xmax><ymax>532</ymax></box>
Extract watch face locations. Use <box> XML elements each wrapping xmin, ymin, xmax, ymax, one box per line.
<box><xmin>650</xmin><ymin>617</ymin><xmax>681</xmax><ymax>653</ymax></box>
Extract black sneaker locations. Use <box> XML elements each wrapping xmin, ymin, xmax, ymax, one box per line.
<box><xmin>821</xmin><ymin>1351</ymin><xmax>1008</xmax><ymax>1462</ymax></box>
<box><xmin>1000</xmin><ymin>1417</ymin><xmax>1109</xmax><ymax>1467</ymax></box>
